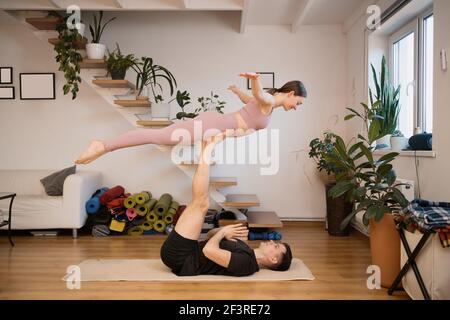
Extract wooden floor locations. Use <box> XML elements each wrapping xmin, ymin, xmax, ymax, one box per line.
<box><xmin>0</xmin><ymin>222</ymin><xmax>408</xmax><ymax>300</ymax></box>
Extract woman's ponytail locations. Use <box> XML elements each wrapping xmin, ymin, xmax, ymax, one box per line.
<box><xmin>267</xmin><ymin>88</ymin><xmax>279</xmax><ymax>95</ymax></box>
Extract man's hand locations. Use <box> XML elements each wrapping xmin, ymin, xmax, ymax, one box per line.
<box><xmin>222</xmin><ymin>224</ymin><xmax>249</xmax><ymax>241</ymax></box>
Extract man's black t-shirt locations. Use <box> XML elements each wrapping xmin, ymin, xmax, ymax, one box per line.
<box><xmin>178</xmin><ymin>238</ymin><xmax>260</xmax><ymax>277</ymax></box>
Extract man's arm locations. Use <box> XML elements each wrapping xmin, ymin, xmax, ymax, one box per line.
<box><xmin>205</xmin><ymin>227</ymin><xmax>223</xmax><ymax>240</ymax></box>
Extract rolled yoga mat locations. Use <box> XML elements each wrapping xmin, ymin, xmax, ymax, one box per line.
<box><xmin>100</xmin><ymin>186</ymin><xmax>125</xmax><ymax>205</ymax></box>
<box><xmin>141</xmin><ymin>221</ymin><xmax>153</xmax><ymax>231</ymax></box>
<box><xmin>147</xmin><ymin>198</ymin><xmax>157</xmax><ymax>211</ymax></box>
<box><xmin>135</xmin><ymin>191</ymin><xmax>152</xmax><ymax>205</ymax></box>
<box><xmin>153</xmin><ymin>219</ymin><xmax>166</xmax><ymax>233</ymax></box>
<box><xmin>85</xmin><ymin>187</ymin><xmax>109</xmax><ymax>215</ymax></box>
<box><xmin>127</xmin><ymin>226</ymin><xmax>144</xmax><ymax>236</ymax></box>
<box><xmin>170</xmin><ymin>201</ymin><xmax>180</xmax><ymax>211</ymax></box>
<box><xmin>155</xmin><ymin>193</ymin><xmax>173</xmax><ymax>216</ymax></box>
<box><xmin>167</xmin><ymin>207</ymin><xmax>177</xmax><ymax>216</ymax></box>
<box><xmin>126</xmin><ymin>208</ymin><xmax>137</xmax><ymax>221</ymax></box>
<box><xmin>124</xmin><ymin>195</ymin><xmax>137</xmax><ymax>209</ymax></box>
<box><xmin>146</xmin><ymin>211</ymin><xmax>158</xmax><ymax>223</ymax></box>
<box><xmin>163</xmin><ymin>213</ymin><xmax>174</xmax><ymax>225</ymax></box>
<box><xmin>136</xmin><ymin>203</ymin><xmax>150</xmax><ymax>216</ymax></box>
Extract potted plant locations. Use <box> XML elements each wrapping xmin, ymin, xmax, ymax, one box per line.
<box><xmin>390</xmin><ymin>130</ymin><xmax>409</xmax><ymax>151</ymax></box>
<box><xmin>172</xmin><ymin>90</ymin><xmax>197</xmax><ymax>120</ymax></box>
<box><xmin>54</xmin><ymin>15</ymin><xmax>84</xmax><ymax>99</ymax></box>
<box><xmin>309</xmin><ymin>132</ymin><xmax>339</xmax><ymax>185</ymax></box>
<box><xmin>370</xmin><ymin>56</ymin><xmax>401</xmax><ymax>150</ymax></box>
<box><xmin>106</xmin><ymin>43</ymin><xmax>136</xmax><ymax>80</ymax></box>
<box><xmin>327</xmin><ymin>102</ymin><xmax>410</xmax><ymax>288</ymax></box>
<box><xmin>86</xmin><ymin>11</ymin><xmax>116</xmax><ymax>60</ymax></box>
<box><xmin>194</xmin><ymin>91</ymin><xmax>226</xmax><ymax>115</ymax></box>
<box><xmin>131</xmin><ymin>57</ymin><xmax>177</xmax><ymax>118</ymax></box>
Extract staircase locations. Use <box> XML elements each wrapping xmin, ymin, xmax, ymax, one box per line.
<box><xmin>13</xmin><ymin>13</ymin><xmax>283</xmax><ymax>231</ymax></box>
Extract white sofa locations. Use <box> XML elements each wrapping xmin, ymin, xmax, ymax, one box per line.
<box><xmin>0</xmin><ymin>169</ymin><xmax>102</xmax><ymax>237</ymax></box>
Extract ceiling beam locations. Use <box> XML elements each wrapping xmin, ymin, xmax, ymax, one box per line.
<box><xmin>240</xmin><ymin>0</ymin><xmax>250</xmax><ymax>34</ymax></box>
<box><xmin>291</xmin><ymin>0</ymin><xmax>316</xmax><ymax>33</ymax></box>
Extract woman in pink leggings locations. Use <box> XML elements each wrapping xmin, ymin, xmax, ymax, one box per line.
<box><xmin>75</xmin><ymin>73</ymin><xmax>307</xmax><ymax>164</ymax></box>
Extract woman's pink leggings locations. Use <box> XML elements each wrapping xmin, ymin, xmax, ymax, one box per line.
<box><xmin>104</xmin><ymin>111</ymin><xmax>239</xmax><ymax>151</ymax></box>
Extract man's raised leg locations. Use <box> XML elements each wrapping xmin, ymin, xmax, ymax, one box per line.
<box><xmin>174</xmin><ymin>136</ymin><xmax>222</xmax><ymax>240</ymax></box>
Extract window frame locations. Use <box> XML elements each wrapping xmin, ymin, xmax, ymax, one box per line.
<box><xmin>388</xmin><ymin>7</ymin><xmax>434</xmax><ymax>136</ymax></box>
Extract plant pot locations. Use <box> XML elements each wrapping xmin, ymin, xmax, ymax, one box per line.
<box><xmin>390</xmin><ymin>136</ymin><xmax>409</xmax><ymax>151</ymax></box>
<box><xmin>369</xmin><ymin>213</ymin><xmax>401</xmax><ymax>288</ymax></box>
<box><xmin>317</xmin><ymin>171</ymin><xmax>336</xmax><ymax>185</ymax></box>
<box><xmin>109</xmin><ymin>69</ymin><xmax>126</xmax><ymax>80</ymax></box>
<box><xmin>325</xmin><ymin>183</ymin><xmax>352</xmax><ymax>237</ymax></box>
<box><xmin>86</xmin><ymin>43</ymin><xmax>106</xmax><ymax>59</ymax></box>
<box><xmin>151</xmin><ymin>103</ymin><xmax>171</xmax><ymax>119</ymax></box>
<box><xmin>376</xmin><ymin>134</ymin><xmax>392</xmax><ymax>150</ymax></box>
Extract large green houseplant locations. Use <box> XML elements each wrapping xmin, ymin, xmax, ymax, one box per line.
<box><xmin>370</xmin><ymin>56</ymin><xmax>401</xmax><ymax>149</ymax></box>
<box><xmin>309</xmin><ymin>132</ymin><xmax>352</xmax><ymax>236</ymax></box>
<box><xmin>86</xmin><ymin>11</ymin><xmax>116</xmax><ymax>60</ymax></box>
<box><xmin>326</xmin><ymin>99</ymin><xmax>409</xmax><ymax>287</ymax></box>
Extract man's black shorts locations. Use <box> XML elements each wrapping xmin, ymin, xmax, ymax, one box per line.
<box><xmin>160</xmin><ymin>229</ymin><xmax>201</xmax><ymax>275</ymax></box>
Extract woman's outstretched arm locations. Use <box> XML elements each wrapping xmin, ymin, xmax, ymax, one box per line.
<box><xmin>239</xmin><ymin>72</ymin><xmax>275</xmax><ymax>107</ymax></box>
<box><xmin>228</xmin><ymin>85</ymin><xmax>252</xmax><ymax>104</ymax></box>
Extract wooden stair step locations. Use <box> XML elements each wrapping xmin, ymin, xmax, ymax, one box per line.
<box><xmin>115</xmin><ymin>100</ymin><xmax>150</xmax><ymax>108</ymax></box>
<box><xmin>48</xmin><ymin>37</ymin><xmax>87</xmax><ymax>49</ymax></box>
<box><xmin>92</xmin><ymin>79</ymin><xmax>133</xmax><ymax>88</ymax></box>
<box><xmin>210</xmin><ymin>177</ymin><xmax>237</xmax><ymax>188</ymax></box>
<box><xmin>80</xmin><ymin>59</ymin><xmax>106</xmax><ymax>69</ymax></box>
<box><xmin>247</xmin><ymin>211</ymin><xmax>283</xmax><ymax>228</ymax></box>
<box><xmin>218</xmin><ymin>212</ymin><xmax>282</xmax><ymax>229</ymax></box>
<box><xmin>25</xmin><ymin>17</ymin><xmax>60</xmax><ymax>30</ymax></box>
<box><xmin>136</xmin><ymin>120</ymin><xmax>174</xmax><ymax>127</ymax></box>
<box><xmin>221</xmin><ymin>194</ymin><xmax>260</xmax><ymax>208</ymax></box>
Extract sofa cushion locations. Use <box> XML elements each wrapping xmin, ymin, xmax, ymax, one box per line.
<box><xmin>40</xmin><ymin>165</ymin><xmax>76</xmax><ymax>196</ymax></box>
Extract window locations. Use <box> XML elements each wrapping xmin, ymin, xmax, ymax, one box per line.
<box><xmin>389</xmin><ymin>9</ymin><xmax>434</xmax><ymax>138</ymax></box>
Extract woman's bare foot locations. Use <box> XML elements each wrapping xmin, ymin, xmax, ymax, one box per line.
<box><xmin>75</xmin><ymin>140</ymin><xmax>107</xmax><ymax>165</ymax></box>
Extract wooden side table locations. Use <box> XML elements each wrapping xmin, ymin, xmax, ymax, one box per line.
<box><xmin>0</xmin><ymin>192</ymin><xmax>16</xmax><ymax>246</ymax></box>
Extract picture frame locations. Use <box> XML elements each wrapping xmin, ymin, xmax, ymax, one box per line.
<box><xmin>20</xmin><ymin>73</ymin><xmax>55</xmax><ymax>100</ymax></box>
<box><xmin>0</xmin><ymin>67</ymin><xmax>13</xmax><ymax>84</ymax></box>
<box><xmin>247</xmin><ymin>72</ymin><xmax>275</xmax><ymax>90</ymax></box>
<box><xmin>0</xmin><ymin>86</ymin><xmax>15</xmax><ymax>99</ymax></box>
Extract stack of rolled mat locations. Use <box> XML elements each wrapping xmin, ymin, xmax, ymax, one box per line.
<box><xmin>136</xmin><ymin>198</ymin><xmax>157</xmax><ymax>216</ymax></box>
<box><xmin>100</xmin><ymin>185</ymin><xmax>125</xmax><ymax>205</ymax></box>
<box><xmin>85</xmin><ymin>187</ymin><xmax>109</xmax><ymax>215</ymax></box>
<box><xmin>135</xmin><ymin>191</ymin><xmax>152</xmax><ymax>204</ymax></box>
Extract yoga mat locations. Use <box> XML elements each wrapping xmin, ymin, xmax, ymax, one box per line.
<box><xmin>141</xmin><ymin>221</ymin><xmax>153</xmax><ymax>231</ymax></box>
<box><xmin>136</xmin><ymin>203</ymin><xmax>149</xmax><ymax>216</ymax></box>
<box><xmin>86</xmin><ymin>197</ymin><xmax>101</xmax><ymax>215</ymax></box>
<box><xmin>146</xmin><ymin>211</ymin><xmax>158</xmax><ymax>223</ymax></box>
<box><xmin>100</xmin><ymin>186</ymin><xmax>125</xmax><ymax>205</ymax></box>
<box><xmin>127</xmin><ymin>226</ymin><xmax>144</xmax><ymax>236</ymax></box>
<box><xmin>155</xmin><ymin>193</ymin><xmax>173</xmax><ymax>216</ymax></box>
<box><xmin>124</xmin><ymin>195</ymin><xmax>137</xmax><ymax>209</ymax></box>
<box><xmin>164</xmin><ymin>213</ymin><xmax>174</xmax><ymax>224</ymax></box>
<box><xmin>107</xmin><ymin>197</ymin><xmax>126</xmax><ymax>210</ymax></box>
<box><xmin>170</xmin><ymin>201</ymin><xmax>180</xmax><ymax>211</ymax></box>
<box><xmin>126</xmin><ymin>208</ymin><xmax>137</xmax><ymax>221</ymax></box>
<box><xmin>154</xmin><ymin>219</ymin><xmax>166</xmax><ymax>233</ymax></box>
<box><xmin>147</xmin><ymin>198</ymin><xmax>157</xmax><ymax>211</ymax></box>
<box><xmin>76</xmin><ymin>258</ymin><xmax>315</xmax><ymax>282</ymax></box>
<box><xmin>135</xmin><ymin>191</ymin><xmax>152</xmax><ymax>205</ymax></box>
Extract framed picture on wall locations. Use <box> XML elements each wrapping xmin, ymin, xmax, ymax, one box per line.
<box><xmin>0</xmin><ymin>67</ymin><xmax>13</xmax><ymax>84</ymax></box>
<box><xmin>247</xmin><ymin>72</ymin><xmax>275</xmax><ymax>90</ymax></box>
<box><xmin>20</xmin><ymin>73</ymin><xmax>55</xmax><ymax>100</ymax></box>
<box><xmin>0</xmin><ymin>87</ymin><xmax>15</xmax><ymax>99</ymax></box>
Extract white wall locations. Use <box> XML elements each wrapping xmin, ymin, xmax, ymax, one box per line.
<box><xmin>0</xmin><ymin>10</ymin><xmax>348</xmax><ymax>219</ymax></box>
<box><xmin>345</xmin><ymin>0</ymin><xmax>450</xmax><ymax>201</ymax></box>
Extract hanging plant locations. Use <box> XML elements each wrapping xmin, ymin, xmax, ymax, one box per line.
<box><xmin>54</xmin><ymin>17</ymin><xmax>83</xmax><ymax>100</ymax></box>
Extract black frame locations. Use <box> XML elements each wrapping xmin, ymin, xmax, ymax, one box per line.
<box><xmin>247</xmin><ymin>72</ymin><xmax>275</xmax><ymax>90</ymax></box>
<box><xmin>0</xmin><ymin>67</ymin><xmax>13</xmax><ymax>84</ymax></box>
<box><xmin>19</xmin><ymin>72</ymin><xmax>55</xmax><ymax>100</ymax></box>
<box><xmin>0</xmin><ymin>192</ymin><xmax>16</xmax><ymax>247</ymax></box>
<box><xmin>0</xmin><ymin>86</ymin><xmax>15</xmax><ymax>100</ymax></box>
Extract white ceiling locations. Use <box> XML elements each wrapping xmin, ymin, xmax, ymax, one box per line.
<box><xmin>0</xmin><ymin>0</ymin><xmax>364</xmax><ymax>30</ymax></box>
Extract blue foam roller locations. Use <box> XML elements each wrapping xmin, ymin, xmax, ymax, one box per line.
<box><xmin>86</xmin><ymin>197</ymin><xmax>101</xmax><ymax>214</ymax></box>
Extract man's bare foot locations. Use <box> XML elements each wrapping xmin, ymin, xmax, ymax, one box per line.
<box><xmin>75</xmin><ymin>140</ymin><xmax>107</xmax><ymax>165</ymax></box>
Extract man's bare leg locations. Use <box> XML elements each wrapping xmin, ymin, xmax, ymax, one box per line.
<box><xmin>174</xmin><ymin>135</ymin><xmax>224</xmax><ymax>241</ymax></box>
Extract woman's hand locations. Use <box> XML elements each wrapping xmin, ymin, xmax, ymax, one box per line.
<box><xmin>239</xmin><ymin>72</ymin><xmax>260</xmax><ymax>80</ymax></box>
<box><xmin>228</xmin><ymin>85</ymin><xmax>239</xmax><ymax>93</ymax></box>
<box><xmin>221</xmin><ymin>224</ymin><xmax>249</xmax><ymax>241</ymax></box>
